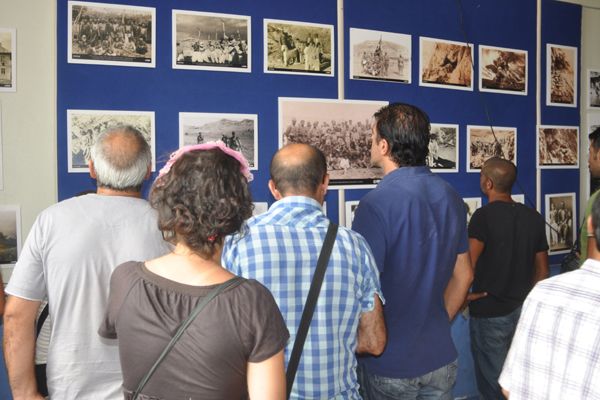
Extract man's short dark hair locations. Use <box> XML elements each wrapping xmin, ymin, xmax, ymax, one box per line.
<box><xmin>270</xmin><ymin>144</ymin><xmax>327</xmax><ymax>195</ymax></box>
<box><xmin>589</xmin><ymin>126</ymin><xmax>600</xmax><ymax>150</ymax></box>
<box><xmin>373</xmin><ymin>103</ymin><xmax>431</xmax><ymax>167</ymax></box>
<box><xmin>481</xmin><ymin>157</ymin><xmax>517</xmax><ymax>194</ymax></box>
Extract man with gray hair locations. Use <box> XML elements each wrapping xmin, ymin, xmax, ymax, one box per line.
<box><xmin>3</xmin><ymin>126</ymin><xmax>170</xmax><ymax>399</ymax></box>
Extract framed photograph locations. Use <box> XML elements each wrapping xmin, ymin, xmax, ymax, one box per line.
<box><xmin>0</xmin><ymin>205</ymin><xmax>21</xmax><ymax>265</ymax></box>
<box><xmin>253</xmin><ymin>202</ymin><xmax>269</xmax><ymax>216</ymax></box>
<box><xmin>179</xmin><ymin>112</ymin><xmax>258</xmax><ymax>170</ymax></box>
<box><xmin>463</xmin><ymin>197</ymin><xmax>482</xmax><ymax>225</ymax></box>
<box><xmin>467</xmin><ymin>125</ymin><xmax>517</xmax><ymax>172</ymax></box>
<box><xmin>511</xmin><ymin>194</ymin><xmax>525</xmax><ymax>204</ymax></box>
<box><xmin>344</xmin><ymin>200</ymin><xmax>360</xmax><ymax>228</ymax></box>
<box><xmin>172</xmin><ymin>10</ymin><xmax>250</xmax><ymax>73</ymax></box>
<box><xmin>264</xmin><ymin>18</ymin><xmax>334</xmax><ymax>76</ymax></box>
<box><xmin>67</xmin><ymin>109</ymin><xmax>155</xmax><ymax>173</ymax></box>
<box><xmin>349</xmin><ymin>28</ymin><xmax>411</xmax><ymax>83</ymax></box>
<box><xmin>428</xmin><ymin>123</ymin><xmax>459</xmax><ymax>173</ymax></box>
<box><xmin>279</xmin><ymin>97</ymin><xmax>387</xmax><ymax>187</ymax></box>
<box><xmin>588</xmin><ymin>69</ymin><xmax>600</xmax><ymax>109</ymax></box>
<box><xmin>588</xmin><ymin>113</ymin><xmax>600</xmax><ymax>136</ymax></box>
<box><xmin>0</xmin><ymin>103</ymin><xmax>3</xmax><ymax>191</ymax></box>
<box><xmin>0</xmin><ymin>28</ymin><xmax>16</xmax><ymax>92</ymax></box>
<box><xmin>537</xmin><ymin>125</ymin><xmax>579</xmax><ymax>169</ymax></box>
<box><xmin>479</xmin><ymin>45</ymin><xmax>527</xmax><ymax>95</ymax></box>
<box><xmin>420</xmin><ymin>36</ymin><xmax>473</xmax><ymax>91</ymax></box>
<box><xmin>68</xmin><ymin>1</ymin><xmax>155</xmax><ymax>68</ymax></box>
<box><xmin>545</xmin><ymin>193</ymin><xmax>576</xmax><ymax>255</ymax></box>
<box><xmin>546</xmin><ymin>44</ymin><xmax>577</xmax><ymax>107</ymax></box>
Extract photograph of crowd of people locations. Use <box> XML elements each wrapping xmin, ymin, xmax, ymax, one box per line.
<box><xmin>537</xmin><ymin>125</ymin><xmax>579</xmax><ymax>168</ymax></box>
<box><xmin>68</xmin><ymin>110</ymin><xmax>155</xmax><ymax>172</ymax></box>
<box><xmin>0</xmin><ymin>28</ymin><xmax>16</xmax><ymax>91</ymax></box>
<box><xmin>479</xmin><ymin>45</ymin><xmax>527</xmax><ymax>95</ymax></box>
<box><xmin>350</xmin><ymin>28</ymin><xmax>411</xmax><ymax>83</ymax></box>
<box><xmin>420</xmin><ymin>37</ymin><xmax>473</xmax><ymax>90</ymax></box>
<box><xmin>463</xmin><ymin>197</ymin><xmax>482</xmax><ymax>225</ymax></box>
<box><xmin>428</xmin><ymin>123</ymin><xmax>458</xmax><ymax>172</ymax></box>
<box><xmin>344</xmin><ymin>200</ymin><xmax>360</xmax><ymax>228</ymax></box>
<box><xmin>279</xmin><ymin>98</ymin><xmax>387</xmax><ymax>185</ymax></box>
<box><xmin>68</xmin><ymin>1</ymin><xmax>154</xmax><ymax>67</ymax></box>
<box><xmin>173</xmin><ymin>10</ymin><xmax>250</xmax><ymax>72</ymax></box>
<box><xmin>179</xmin><ymin>112</ymin><xmax>257</xmax><ymax>169</ymax></box>
<box><xmin>265</xmin><ymin>19</ymin><xmax>333</xmax><ymax>76</ymax></box>
<box><xmin>547</xmin><ymin>43</ymin><xmax>577</xmax><ymax>107</ymax></box>
<box><xmin>588</xmin><ymin>69</ymin><xmax>600</xmax><ymax>108</ymax></box>
<box><xmin>467</xmin><ymin>126</ymin><xmax>516</xmax><ymax>172</ymax></box>
<box><xmin>545</xmin><ymin>193</ymin><xmax>576</xmax><ymax>254</ymax></box>
<box><xmin>0</xmin><ymin>205</ymin><xmax>20</xmax><ymax>265</ymax></box>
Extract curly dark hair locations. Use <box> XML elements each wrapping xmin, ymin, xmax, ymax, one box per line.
<box><xmin>150</xmin><ymin>148</ymin><xmax>253</xmax><ymax>258</ymax></box>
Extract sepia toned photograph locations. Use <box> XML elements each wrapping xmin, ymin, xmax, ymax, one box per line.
<box><xmin>537</xmin><ymin>125</ymin><xmax>579</xmax><ymax>169</ymax></box>
<box><xmin>68</xmin><ymin>1</ymin><xmax>155</xmax><ymax>67</ymax></box>
<box><xmin>264</xmin><ymin>19</ymin><xmax>334</xmax><ymax>76</ymax></box>
<box><xmin>350</xmin><ymin>28</ymin><xmax>411</xmax><ymax>83</ymax></box>
<box><xmin>467</xmin><ymin>125</ymin><xmax>517</xmax><ymax>172</ymax></box>
<box><xmin>344</xmin><ymin>200</ymin><xmax>360</xmax><ymax>228</ymax></box>
<box><xmin>428</xmin><ymin>123</ymin><xmax>459</xmax><ymax>173</ymax></box>
<box><xmin>463</xmin><ymin>197</ymin><xmax>482</xmax><ymax>225</ymax></box>
<box><xmin>172</xmin><ymin>10</ymin><xmax>250</xmax><ymax>73</ymax></box>
<box><xmin>420</xmin><ymin>36</ymin><xmax>473</xmax><ymax>91</ymax></box>
<box><xmin>588</xmin><ymin>69</ymin><xmax>600</xmax><ymax>109</ymax></box>
<box><xmin>545</xmin><ymin>193</ymin><xmax>576</xmax><ymax>255</ymax></box>
<box><xmin>0</xmin><ymin>205</ymin><xmax>21</xmax><ymax>265</ymax></box>
<box><xmin>0</xmin><ymin>104</ymin><xmax>3</xmax><ymax>190</ymax></box>
<box><xmin>67</xmin><ymin>110</ymin><xmax>155</xmax><ymax>173</ymax></box>
<box><xmin>179</xmin><ymin>112</ymin><xmax>257</xmax><ymax>170</ymax></box>
<box><xmin>0</xmin><ymin>28</ymin><xmax>16</xmax><ymax>92</ymax></box>
<box><xmin>479</xmin><ymin>45</ymin><xmax>527</xmax><ymax>95</ymax></box>
<box><xmin>279</xmin><ymin>97</ymin><xmax>387</xmax><ymax>187</ymax></box>
<box><xmin>546</xmin><ymin>44</ymin><xmax>577</xmax><ymax>107</ymax></box>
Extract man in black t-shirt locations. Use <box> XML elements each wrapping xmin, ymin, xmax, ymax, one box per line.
<box><xmin>467</xmin><ymin>157</ymin><xmax>549</xmax><ymax>400</ymax></box>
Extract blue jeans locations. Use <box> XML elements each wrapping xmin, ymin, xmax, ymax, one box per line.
<box><xmin>358</xmin><ymin>360</ymin><xmax>458</xmax><ymax>400</ymax></box>
<box><xmin>469</xmin><ymin>307</ymin><xmax>521</xmax><ymax>400</ymax></box>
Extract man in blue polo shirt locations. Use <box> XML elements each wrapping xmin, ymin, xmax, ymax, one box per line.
<box><xmin>353</xmin><ymin>103</ymin><xmax>473</xmax><ymax>399</ymax></box>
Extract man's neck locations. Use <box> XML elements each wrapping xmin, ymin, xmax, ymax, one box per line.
<box><xmin>96</xmin><ymin>187</ymin><xmax>142</xmax><ymax>198</ymax></box>
<box><xmin>487</xmin><ymin>191</ymin><xmax>513</xmax><ymax>203</ymax></box>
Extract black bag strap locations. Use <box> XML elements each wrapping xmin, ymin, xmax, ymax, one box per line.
<box><xmin>286</xmin><ymin>222</ymin><xmax>338</xmax><ymax>399</ymax></box>
<box><xmin>36</xmin><ymin>303</ymin><xmax>49</xmax><ymax>337</ymax></box>
<box><xmin>132</xmin><ymin>276</ymin><xmax>244</xmax><ymax>400</ymax></box>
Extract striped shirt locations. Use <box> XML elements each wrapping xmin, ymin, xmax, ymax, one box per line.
<box><xmin>223</xmin><ymin>196</ymin><xmax>383</xmax><ymax>399</ymax></box>
<box><xmin>499</xmin><ymin>258</ymin><xmax>600</xmax><ymax>400</ymax></box>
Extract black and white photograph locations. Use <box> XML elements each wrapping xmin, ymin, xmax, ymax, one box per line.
<box><xmin>264</xmin><ymin>19</ymin><xmax>334</xmax><ymax>76</ymax></box>
<box><xmin>68</xmin><ymin>1</ymin><xmax>155</xmax><ymax>68</ymax></box>
<box><xmin>545</xmin><ymin>193</ymin><xmax>576</xmax><ymax>255</ymax></box>
<box><xmin>420</xmin><ymin>36</ymin><xmax>473</xmax><ymax>91</ymax></box>
<box><xmin>467</xmin><ymin>125</ymin><xmax>517</xmax><ymax>172</ymax></box>
<box><xmin>537</xmin><ymin>125</ymin><xmax>579</xmax><ymax>169</ymax></box>
<box><xmin>279</xmin><ymin>98</ymin><xmax>387</xmax><ymax>187</ymax></box>
<box><xmin>588</xmin><ymin>69</ymin><xmax>600</xmax><ymax>108</ymax></box>
<box><xmin>463</xmin><ymin>197</ymin><xmax>482</xmax><ymax>225</ymax></box>
<box><xmin>428</xmin><ymin>123</ymin><xmax>459</xmax><ymax>173</ymax></box>
<box><xmin>588</xmin><ymin>113</ymin><xmax>600</xmax><ymax>136</ymax></box>
<box><xmin>344</xmin><ymin>200</ymin><xmax>360</xmax><ymax>228</ymax></box>
<box><xmin>0</xmin><ymin>205</ymin><xmax>21</xmax><ymax>265</ymax></box>
<box><xmin>349</xmin><ymin>28</ymin><xmax>411</xmax><ymax>83</ymax></box>
<box><xmin>546</xmin><ymin>44</ymin><xmax>577</xmax><ymax>107</ymax></box>
<box><xmin>172</xmin><ymin>10</ymin><xmax>250</xmax><ymax>73</ymax></box>
<box><xmin>179</xmin><ymin>112</ymin><xmax>258</xmax><ymax>170</ymax></box>
<box><xmin>67</xmin><ymin>109</ymin><xmax>155</xmax><ymax>173</ymax></box>
<box><xmin>512</xmin><ymin>194</ymin><xmax>525</xmax><ymax>204</ymax></box>
<box><xmin>253</xmin><ymin>202</ymin><xmax>268</xmax><ymax>216</ymax></box>
<box><xmin>0</xmin><ymin>28</ymin><xmax>16</xmax><ymax>92</ymax></box>
<box><xmin>479</xmin><ymin>45</ymin><xmax>527</xmax><ymax>95</ymax></box>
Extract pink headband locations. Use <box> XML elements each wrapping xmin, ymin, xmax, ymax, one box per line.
<box><xmin>157</xmin><ymin>140</ymin><xmax>253</xmax><ymax>182</ymax></box>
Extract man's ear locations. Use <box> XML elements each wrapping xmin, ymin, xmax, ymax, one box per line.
<box><xmin>88</xmin><ymin>160</ymin><xmax>97</xmax><ymax>179</ymax></box>
<box><xmin>268</xmin><ymin>179</ymin><xmax>283</xmax><ymax>201</ymax></box>
<box><xmin>587</xmin><ymin>215</ymin><xmax>594</xmax><ymax>237</ymax></box>
<box><xmin>321</xmin><ymin>174</ymin><xmax>330</xmax><ymax>198</ymax></box>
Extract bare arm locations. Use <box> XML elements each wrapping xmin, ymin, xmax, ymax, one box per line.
<box><xmin>247</xmin><ymin>350</ymin><xmax>286</xmax><ymax>400</ymax></box>
<box><xmin>444</xmin><ymin>251</ymin><xmax>474</xmax><ymax>321</ymax></box>
<box><xmin>532</xmin><ymin>250</ymin><xmax>549</xmax><ymax>285</ymax></box>
<box><xmin>3</xmin><ymin>296</ymin><xmax>44</xmax><ymax>400</ymax></box>
<box><xmin>356</xmin><ymin>294</ymin><xmax>386</xmax><ymax>356</ymax></box>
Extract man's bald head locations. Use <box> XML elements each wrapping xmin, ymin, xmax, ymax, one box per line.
<box><xmin>270</xmin><ymin>143</ymin><xmax>327</xmax><ymax>196</ymax></box>
<box><xmin>481</xmin><ymin>157</ymin><xmax>516</xmax><ymax>194</ymax></box>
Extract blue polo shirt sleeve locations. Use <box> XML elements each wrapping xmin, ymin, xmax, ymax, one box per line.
<box><xmin>352</xmin><ymin>199</ymin><xmax>386</xmax><ymax>273</ymax></box>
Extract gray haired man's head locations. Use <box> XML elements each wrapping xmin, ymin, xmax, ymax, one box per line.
<box><xmin>89</xmin><ymin>125</ymin><xmax>151</xmax><ymax>192</ymax></box>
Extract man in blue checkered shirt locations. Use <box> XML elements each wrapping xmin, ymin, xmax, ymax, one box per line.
<box><xmin>223</xmin><ymin>143</ymin><xmax>386</xmax><ymax>399</ymax></box>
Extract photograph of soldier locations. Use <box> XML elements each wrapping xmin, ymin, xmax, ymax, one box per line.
<box><xmin>463</xmin><ymin>197</ymin><xmax>482</xmax><ymax>225</ymax></box>
<box><xmin>179</xmin><ymin>112</ymin><xmax>257</xmax><ymax>169</ymax></box>
<box><xmin>547</xmin><ymin>44</ymin><xmax>577</xmax><ymax>107</ymax></box>
<box><xmin>479</xmin><ymin>45</ymin><xmax>527</xmax><ymax>94</ymax></box>
<box><xmin>545</xmin><ymin>193</ymin><xmax>576</xmax><ymax>254</ymax></box>
<box><xmin>537</xmin><ymin>126</ymin><xmax>579</xmax><ymax>168</ymax></box>
<box><xmin>68</xmin><ymin>110</ymin><xmax>155</xmax><ymax>172</ymax></box>
<box><xmin>279</xmin><ymin>98</ymin><xmax>386</xmax><ymax>185</ymax></box>
<box><xmin>467</xmin><ymin>126</ymin><xmax>516</xmax><ymax>171</ymax></box>
<box><xmin>0</xmin><ymin>206</ymin><xmax>20</xmax><ymax>265</ymax></box>
<box><xmin>264</xmin><ymin>19</ymin><xmax>333</xmax><ymax>76</ymax></box>
<box><xmin>350</xmin><ymin>28</ymin><xmax>411</xmax><ymax>83</ymax></box>
<box><xmin>68</xmin><ymin>1</ymin><xmax>154</xmax><ymax>67</ymax></box>
<box><xmin>588</xmin><ymin>69</ymin><xmax>600</xmax><ymax>108</ymax></box>
<box><xmin>173</xmin><ymin>10</ymin><xmax>249</xmax><ymax>72</ymax></box>
<box><xmin>428</xmin><ymin>124</ymin><xmax>459</xmax><ymax>172</ymax></box>
<box><xmin>420</xmin><ymin>36</ymin><xmax>473</xmax><ymax>90</ymax></box>
<box><xmin>0</xmin><ymin>29</ymin><xmax>15</xmax><ymax>90</ymax></box>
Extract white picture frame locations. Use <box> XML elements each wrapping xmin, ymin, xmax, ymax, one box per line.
<box><xmin>546</xmin><ymin>43</ymin><xmax>577</xmax><ymax>107</ymax></box>
<box><xmin>545</xmin><ymin>192</ymin><xmax>576</xmax><ymax>255</ymax></box>
<box><xmin>0</xmin><ymin>204</ymin><xmax>21</xmax><ymax>266</ymax></box>
<box><xmin>537</xmin><ymin>125</ymin><xmax>579</xmax><ymax>169</ymax></box>
<box><xmin>479</xmin><ymin>44</ymin><xmax>527</xmax><ymax>95</ymax></box>
<box><xmin>428</xmin><ymin>123</ymin><xmax>459</xmax><ymax>173</ymax></box>
<box><xmin>467</xmin><ymin>125</ymin><xmax>517</xmax><ymax>172</ymax></box>
<box><xmin>420</xmin><ymin>36</ymin><xmax>473</xmax><ymax>91</ymax></box>
<box><xmin>0</xmin><ymin>28</ymin><xmax>16</xmax><ymax>92</ymax></box>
